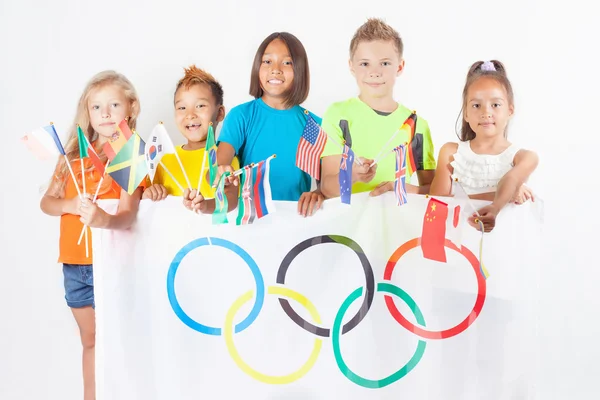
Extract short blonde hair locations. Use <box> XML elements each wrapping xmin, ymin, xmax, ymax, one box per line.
<box><xmin>175</xmin><ymin>65</ymin><xmax>224</xmax><ymax>106</ymax></box>
<box><xmin>349</xmin><ymin>18</ymin><xmax>403</xmax><ymax>59</ymax></box>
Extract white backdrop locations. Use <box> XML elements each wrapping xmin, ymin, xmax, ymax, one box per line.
<box><xmin>0</xmin><ymin>0</ymin><xmax>597</xmax><ymax>398</ymax></box>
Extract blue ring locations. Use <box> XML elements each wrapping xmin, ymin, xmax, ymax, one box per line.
<box><xmin>167</xmin><ymin>237</ymin><xmax>265</xmax><ymax>335</ymax></box>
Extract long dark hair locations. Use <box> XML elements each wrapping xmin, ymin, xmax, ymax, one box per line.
<box><xmin>248</xmin><ymin>32</ymin><xmax>310</xmax><ymax>108</ymax></box>
<box><xmin>457</xmin><ymin>60</ymin><xmax>514</xmax><ymax>141</ymax></box>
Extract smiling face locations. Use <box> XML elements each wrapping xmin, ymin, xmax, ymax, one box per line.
<box><xmin>349</xmin><ymin>39</ymin><xmax>404</xmax><ymax>100</ymax></box>
<box><xmin>174</xmin><ymin>83</ymin><xmax>224</xmax><ymax>147</ymax></box>
<box><xmin>258</xmin><ymin>38</ymin><xmax>295</xmax><ymax>106</ymax></box>
<box><xmin>87</xmin><ymin>84</ymin><xmax>133</xmax><ymax>140</ymax></box>
<box><xmin>464</xmin><ymin>76</ymin><xmax>514</xmax><ymax>139</ymax></box>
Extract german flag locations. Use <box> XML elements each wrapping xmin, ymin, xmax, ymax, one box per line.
<box><xmin>106</xmin><ymin>132</ymin><xmax>148</xmax><ymax>194</ymax></box>
<box><xmin>401</xmin><ymin>112</ymin><xmax>418</xmax><ymax>176</ymax></box>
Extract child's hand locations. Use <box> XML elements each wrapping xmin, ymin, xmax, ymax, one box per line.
<box><xmin>369</xmin><ymin>181</ymin><xmax>393</xmax><ymax>197</ymax></box>
<box><xmin>352</xmin><ymin>157</ymin><xmax>377</xmax><ymax>184</ymax></box>
<box><xmin>142</xmin><ymin>184</ymin><xmax>168</xmax><ymax>201</ymax></box>
<box><xmin>213</xmin><ymin>165</ymin><xmax>239</xmax><ymax>188</ymax></box>
<box><xmin>66</xmin><ymin>194</ymin><xmax>90</xmax><ymax>216</ymax></box>
<box><xmin>79</xmin><ymin>197</ymin><xmax>110</xmax><ymax>228</ymax></box>
<box><xmin>468</xmin><ymin>204</ymin><xmax>500</xmax><ymax>233</ymax></box>
<box><xmin>190</xmin><ymin>193</ymin><xmax>210</xmax><ymax>214</ymax></box>
<box><xmin>182</xmin><ymin>188</ymin><xmax>199</xmax><ymax>211</ymax></box>
<box><xmin>512</xmin><ymin>184</ymin><xmax>534</xmax><ymax>205</ymax></box>
<box><xmin>298</xmin><ymin>191</ymin><xmax>323</xmax><ymax>217</ymax></box>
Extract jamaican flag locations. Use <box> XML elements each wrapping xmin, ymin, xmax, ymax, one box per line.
<box><xmin>106</xmin><ymin>132</ymin><xmax>148</xmax><ymax>194</ymax></box>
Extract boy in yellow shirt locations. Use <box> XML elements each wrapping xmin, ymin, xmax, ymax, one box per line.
<box><xmin>143</xmin><ymin>65</ymin><xmax>239</xmax><ymax>213</ymax></box>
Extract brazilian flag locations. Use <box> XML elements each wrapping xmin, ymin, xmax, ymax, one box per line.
<box><xmin>107</xmin><ymin>133</ymin><xmax>148</xmax><ymax>194</ymax></box>
<box><xmin>212</xmin><ymin>171</ymin><xmax>229</xmax><ymax>225</ymax></box>
<box><xmin>206</xmin><ymin>125</ymin><xmax>218</xmax><ymax>186</ymax></box>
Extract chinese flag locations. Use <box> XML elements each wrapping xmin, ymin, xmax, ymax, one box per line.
<box><xmin>421</xmin><ymin>197</ymin><xmax>449</xmax><ymax>262</ymax></box>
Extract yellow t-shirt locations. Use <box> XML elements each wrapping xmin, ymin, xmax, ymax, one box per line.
<box><xmin>153</xmin><ymin>145</ymin><xmax>240</xmax><ymax>198</ymax></box>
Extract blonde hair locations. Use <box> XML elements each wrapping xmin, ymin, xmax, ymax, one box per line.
<box><xmin>55</xmin><ymin>70</ymin><xmax>140</xmax><ymax>191</ymax></box>
<box><xmin>349</xmin><ymin>18</ymin><xmax>403</xmax><ymax>59</ymax></box>
<box><xmin>175</xmin><ymin>65</ymin><xmax>224</xmax><ymax>106</ymax></box>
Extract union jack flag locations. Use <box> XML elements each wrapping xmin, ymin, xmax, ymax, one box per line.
<box><xmin>296</xmin><ymin>115</ymin><xmax>327</xmax><ymax>179</ymax></box>
<box><xmin>393</xmin><ymin>144</ymin><xmax>408</xmax><ymax>206</ymax></box>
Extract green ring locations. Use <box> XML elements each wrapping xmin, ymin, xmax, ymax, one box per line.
<box><xmin>332</xmin><ymin>282</ymin><xmax>427</xmax><ymax>388</ymax></box>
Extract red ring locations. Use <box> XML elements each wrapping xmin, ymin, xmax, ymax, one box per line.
<box><xmin>383</xmin><ymin>237</ymin><xmax>486</xmax><ymax>340</ymax></box>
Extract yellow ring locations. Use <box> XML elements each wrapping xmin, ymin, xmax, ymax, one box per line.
<box><xmin>223</xmin><ymin>285</ymin><xmax>323</xmax><ymax>384</ymax></box>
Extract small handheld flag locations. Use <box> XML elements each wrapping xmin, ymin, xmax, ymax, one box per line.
<box><xmin>371</xmin><ymin>111</ymin><xmax>418</xmax><ymax>174</ymax></box>
<box><xmin>253</xmin><ymin>155</ymin><xmax>276</xmax><ymax>219</ymax></box>
<box><xmin>421</xmin><ymin>197</ymin><xmax>449</xmax><ymax>263</ymax></box>
<box><xmin>213</xmin><ymin>171</ymin><xmax>229</xmax><ymax>225</ymax></box>
<box><xmin>44</xmin><ymin>124</ymin><xmax>66</xmax><ymax>156</ymax></box>
<box><xmin>296</xmin><ymin>114</ymin><xmax>327</xmax><ymax>179</ymax></box>
<box><xmin>22</xmin><ymin>124</ymin><xmax>65</xmax><ymax>160</ymax></box>
<box><xmin>145</xmin><ymin>123</ymin><xmax>177</xmax><ymax>182</ymax></box>
<box><xmin>106</xmin><ymin>132</ymin><xmax>148</xmax><ymax>195</ymax></box>
<box><xmin>206</xmin><ymin>125</ymin><xmax>218</xmax><ymax>187</ymax></box>
<box><xmin>83</xmin><ymin>136</ymin><xmax>106</xmax><ymax>176</ymax></box>
<box><xmin>393</xmin><ymin>144</ymin><xmax>408</xmax><ymax>206</ymax></box>
<box><xmin>77</xmin><ymin>125</ymin><xmax>89</xmax><ymax>159</ymax></box>
<box><xmin>236</xmin><ymin>166</ymin><xmax>256</xmax><ymax>226</ymax></box>
<box><xmin>103</xmin><ymin>119</ymin><xmax>133</xmax><ymax>161</ymax></box>
<box><xmin>339</xmin><ymin>144</ymin><xmax>354</xmax><ymax>205</ymax></box>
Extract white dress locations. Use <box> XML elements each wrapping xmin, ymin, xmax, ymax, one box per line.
<box><xmin>450</xmin><ymin>141</ymin><xmax>520</xmax><ymax>195</ymax></box>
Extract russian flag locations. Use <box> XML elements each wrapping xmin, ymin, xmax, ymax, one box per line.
<box><xmin>252</xmin><ymin>156</ymin><xmax>276</xmax><ymax>219</ymax></box>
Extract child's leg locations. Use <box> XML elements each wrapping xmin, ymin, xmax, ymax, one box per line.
<box><xmin>63</xmin><ymin>264</ymin><xmax>96</xmax><ymax>400</ymax></box>
<box><xmin>71</xmin><ymin>306</ymin><xmax>96</xmax><ymax>400</ymax></box>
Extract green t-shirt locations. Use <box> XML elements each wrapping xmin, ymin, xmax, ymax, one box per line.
<box><xmin>321</xmin><ymin>97</ymin><xmax>436</xmax><ymax>193</ymax></box>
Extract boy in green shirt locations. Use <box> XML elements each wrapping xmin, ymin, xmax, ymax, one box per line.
<box><xmin>320</xmin><ymin>18</ymin><xmax>436</xmax><ymax>198</ymax></box>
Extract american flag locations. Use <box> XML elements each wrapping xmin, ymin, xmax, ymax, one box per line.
<box><xmin>393</xmin><ymin>144</ymin><xmax>408</xmax><ymax>206</ymax></box>
<box><xmin>296</xmin><ymin>115</ymin><xmax>327</xmax><ymax>180</ymax></box>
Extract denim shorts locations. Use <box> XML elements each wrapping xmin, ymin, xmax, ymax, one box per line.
<box><xmin>63</xmin><ymin>264</ymin><xmax>94</xmax><ymax>308</ymax></box>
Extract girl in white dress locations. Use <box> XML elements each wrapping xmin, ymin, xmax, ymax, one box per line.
<box><xmin>429</xmin><ymin>60</ymin><xmax>538</xmax><ymax>232</ymax></box>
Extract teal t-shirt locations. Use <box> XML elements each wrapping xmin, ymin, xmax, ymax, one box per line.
<box><xmin>217</xmin><ymin>98</ymin><xmax>322</xmax><ymax>201</ymax></box>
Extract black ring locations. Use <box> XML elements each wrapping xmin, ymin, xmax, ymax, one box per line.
<box><xmin>276</xmin><ymin>235</ymin><xmax>375</xmax><ymax>337</ymax></box>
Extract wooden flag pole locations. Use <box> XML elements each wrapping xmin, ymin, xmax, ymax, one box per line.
<box><xmin>78</xmin><ymin>160</ymin><xmax>110</xmax><ymax>245</ymax></box>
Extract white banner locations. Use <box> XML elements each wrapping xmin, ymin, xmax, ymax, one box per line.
<box><xmin>93</xmin><ymin>192</ymin><xmax>543</xmax><ymax>400</ymax></box>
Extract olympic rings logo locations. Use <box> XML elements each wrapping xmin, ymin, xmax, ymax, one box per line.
<box><xmin>167</xmin><ymin>235</ymin><xmax>487</xmax><ymax>388</ymax></box>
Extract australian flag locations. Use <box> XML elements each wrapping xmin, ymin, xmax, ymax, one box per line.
<box><xmin>339</xmin><ymin>144</ymin><xmax>354</xmax><ymax>204</ymax></box>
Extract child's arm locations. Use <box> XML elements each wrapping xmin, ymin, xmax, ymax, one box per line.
<box><xmin>415</xmin><ymin>171</ymin><xmax>435</xmax><ymax>194</ymax></box>
<box><xmin>414</xmin><ymin>120</ymin><xmax>437</xmax><ymax>194</ymax></box>
<box><xmin>214</xmin><ymin>107</ymin><xmax>246</xmax><ymax>187</ymax></box>
<box><xmin>40</xmin><ymin>178</ymin><xmax>86</xmax><ymax>217</ymax></box>
<box><xmin>215</xmin><ymin>142</ymin><xmax>237</xmax><ymax>183</ymax></box>
<box><xmin>429</xmin><ymin>143</ymin><xmax>457</xmax><ymax>196</ymax></box>
<box><xmin>321</xmin><ymin>155</ymin><xmax>376</xmax><ymax>198</ymax></box>
<box><xmin>79</xmin><ymin>188</ymin><xmax>143</xmax><ymax>230</ymax></box>
<box><xmin>468</xmin><ymin>149</ymin><xmax>539</xmax><ymax>232</ymax></box>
